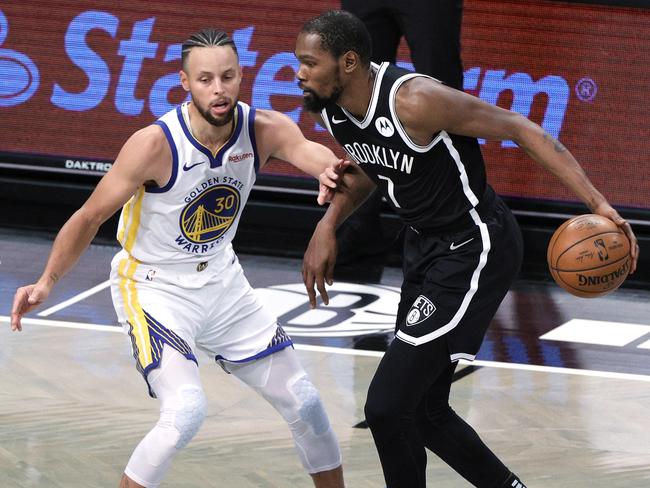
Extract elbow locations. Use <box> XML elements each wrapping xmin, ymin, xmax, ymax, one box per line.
<box><xmin>75</xmin><ymin>206</ymin><xmax>105</xmax><ymax>233</ymax></box>
<box><xmin>509</xmin><ymin>114</ymin><xmax>537</xmax><ymax>150</ymax></box>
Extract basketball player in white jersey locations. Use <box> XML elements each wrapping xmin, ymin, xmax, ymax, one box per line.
<box><xmin>11</xmin><ymin>28</ymin><xmax>347</xmax><ymax>488</ymax></box>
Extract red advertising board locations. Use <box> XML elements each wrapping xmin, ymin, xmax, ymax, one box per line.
<box><xmin>0</xmin><ymin>1</ymin><xmax>648</xmax><ymax>209</ymax></box>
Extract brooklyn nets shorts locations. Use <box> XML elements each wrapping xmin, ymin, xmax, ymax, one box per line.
<box><xmin>395</xmin><ymin>197</ymin><xmax>523</xmax><ymax>361</ymax></box>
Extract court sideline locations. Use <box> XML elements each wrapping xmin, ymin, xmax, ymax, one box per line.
<box><xmin>1</xmin><ymin>229</ymin><xmax>649</xmax><ymax>487</ymax></box>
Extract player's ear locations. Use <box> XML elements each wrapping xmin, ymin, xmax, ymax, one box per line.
<box><xmin>342</xmin><ymin>51</ymin><xmax>359</xmax><ymax>74</ymax></box>
<box><xmin>180</xmin><ymin>70</ymin><xmax>190</xmax><ymax>92</ymax></box>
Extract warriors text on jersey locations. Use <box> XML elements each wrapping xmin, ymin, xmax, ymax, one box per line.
<box><xmin>321</xmin><ymin>62</ymin><xmax>495</xmax><ymax>232</ymax></box>
<box><xmin>117</xmin><ymin>101</ymin><xmax>259</xmax><ymax>264</ymax></box>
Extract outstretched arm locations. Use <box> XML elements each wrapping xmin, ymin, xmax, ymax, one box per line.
<box><xmin>254</xmin><ymin>108</ymin><xmax>377</xmax><ymax>306</ymax></box>
<box><xmin>254</xmin><ymin>109</ymin><xmax>358</xmax><ymax>204</ymax></box>
<box><xmin>301</xmin><ymin>163</ymin><xmax>376</xmax><ymax>307</ymax></box>
<box><xmin>396</xmin><ymin>78</ymin><xmax>639</xmax><ymax>272</ymax></box>
<box><xmin>10</xmin><ymin>126</ymin><xmax>170</xmax><ymax>331</ymax></box>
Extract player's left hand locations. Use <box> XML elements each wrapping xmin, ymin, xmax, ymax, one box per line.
<box><xmin>302</xmin><ymin>221</ymin><xmax>338</xmax><ymax>308</ymax></box>
<box><xmin>11</xmin><ymin>282</ymin><xmax>51</xmax><ymax>331</ymax></box>
<box><xmin>317</xmin><ymin>159</ymin><xmax>351</xmax><ymax>205</ymax></box>
<box><xmin>593</xmin><ymin>202</ymin><xmax>639</xmax><ymax>274</ymax></box>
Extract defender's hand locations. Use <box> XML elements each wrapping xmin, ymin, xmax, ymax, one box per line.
<box><xmin>11</xmin><ymin>283</ymin><xmax>50</xmax><ymax>331</ymax></box>
<box><xmin>317</xmin><ymin>159</ymin><xmax>351</xmax><ymax>205</ymax></box>
<box><xmin>302</xmin><ymin>222</ymin><xmax>338</xmax><ymax>308</ymax></box>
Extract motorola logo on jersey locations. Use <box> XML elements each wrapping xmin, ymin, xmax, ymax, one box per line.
<box><xmin>406</xmin><ymin>295</ymin><xmax>436</xmax><ymax>326</ymax></box>
<box><xmin>179</xmin><ymin>185</ymin><xmax>240</xmax><ymax>244</ymax></box>
<box><xmin>375</xmin><ymin>117</ymin><xmax>395</xmax><ymax>138</ymax></box>
<box><xmin>255</xmin><ymin>283</ymin><xmax>400</xmax><ymax>337</ymax></box>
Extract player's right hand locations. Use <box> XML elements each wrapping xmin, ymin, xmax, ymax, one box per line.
<box><xmin>302</xmin><ymin>221</ymin><xmax>338</xmax><ymax>308</ymax></box>
<box><xmin>592</xmin><ymin>201</ymin><xmax>639</xmax><ymax>274</ymax></box>
<box><xmin>11</xmin><ymin>283</ymin><xmax>50</xmax><ymax>331</ymax></box>
<box><xmin>317</xmin><ymin>159</ymin><xmax>351</xmax><ymax>205</ymax></box>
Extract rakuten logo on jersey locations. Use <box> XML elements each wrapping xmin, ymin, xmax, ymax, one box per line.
<box><xmin>228</xmin><ymin>152</ymin><xmax>253</xmax><ymax>163</ymax></box>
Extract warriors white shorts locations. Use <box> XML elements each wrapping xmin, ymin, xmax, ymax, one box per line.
<box><xmin>109</xmin><ymin>245</ymin><xmax>292</xmax><ymax>396</ymax></box>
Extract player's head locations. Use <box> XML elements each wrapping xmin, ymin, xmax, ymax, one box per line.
<box><xmin>180</xmin><ymin>28</ymin><xmax>241</xmax><ymax>127</ymax></box>
<box><xmin>295</xmin><ymin>10</ymin><xmax>372</xmax><ymax>112</ymax></box>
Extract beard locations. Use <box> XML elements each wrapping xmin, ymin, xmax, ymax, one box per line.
<box><xmin>192</xmin><ymin>95</ymin><xmax>236</xmax><ymax>127</ymax></box>
<box><xmin>301</xmin><ymin>72</ymin><xmax>343</xmax><ymax>113</ymax></box>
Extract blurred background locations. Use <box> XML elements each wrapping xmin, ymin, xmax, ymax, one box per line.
<box><xmin>1</xmin><ymin>0</ymin><xmax>649</xmax><ymax>286</ymax></box>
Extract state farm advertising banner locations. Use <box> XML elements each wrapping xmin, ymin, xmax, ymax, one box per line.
<box><xmin>0</xmin><ymin>1</ymin><xmax>648</xmax><ymax>209</ymax></box>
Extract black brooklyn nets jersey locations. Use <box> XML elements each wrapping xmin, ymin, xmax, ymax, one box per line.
<box><xmin>322</xmin><ymin>62</ymin><xmax>494</xmax><ymax>232</ymax></box>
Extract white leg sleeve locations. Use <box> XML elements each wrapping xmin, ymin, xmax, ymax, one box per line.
<box><xmin>125</xmin><ymin>346</ymin><xmax>207</xmax><ymax>488</ymax></box>
<box><xmin>228</xmin><ymin>347</ymin><xmax>342</xmax><ymax>474</ymax></box>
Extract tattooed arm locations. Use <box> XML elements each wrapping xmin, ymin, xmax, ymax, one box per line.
<box><xmin>390</xmin><ymin>76</ymin><xmax>638</xmax><ymax>271</ymax></box>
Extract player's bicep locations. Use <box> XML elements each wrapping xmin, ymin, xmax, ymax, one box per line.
<box><xmin>80</xmin><ymin>168</ymin><xmax>142</xmax><ymax>224</ymax></box>
<box><xmin>442</xmin><ymin>92</ymin><xmax>523</xmax><ymax>141</ymax></box>
<box><xmin>288</xmin><ymin>139</ymin><xmax>341</xmax><ymax>178</ymax></box>
<box><xmin>79</xmin><ymin>127</ymin><xmax>168</xmax><ymax>224</ymax></box>
<box><xmin>405</xmin><ymin>81</ymin><xmax>522</xmax><ymax>142</ymax></box>
<box><xmin>260</xmin><ymin>111</ymin><xmax>338</xmax><ymax>178</ymax></box>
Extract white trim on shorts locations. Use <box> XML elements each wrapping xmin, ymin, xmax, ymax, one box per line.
<box><xmin>395</xmin><ymin>133</ymin><xmax>491</xmax><ymax>347</ymax></box>
<box><xmin>451</xmin><ymin>352</ymin><xmax>477</xmax><ymax>362</ymax></box>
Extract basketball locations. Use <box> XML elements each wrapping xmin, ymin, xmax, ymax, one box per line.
<box><xmin>547</xmin><ymin>214</ymin><xmax>631</xmax><ymax>298</ymax></box>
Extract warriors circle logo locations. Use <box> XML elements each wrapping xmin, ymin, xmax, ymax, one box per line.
<box><xmin>180</xmin><ymin>185</ymin><xmax>240</xmax><ymax>243</ymax></box>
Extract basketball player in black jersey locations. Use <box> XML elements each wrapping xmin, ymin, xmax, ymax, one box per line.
<box><xmin>294</xmin><ymin>10</ymin><xmax>639</xmax><ymax>488</ymax></box>
<box><xmin>334</xmin><ymin>0</ymin><xmax>466</xmax><ymax>284</ymax></box>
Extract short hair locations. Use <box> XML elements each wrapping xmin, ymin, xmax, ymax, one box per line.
<box><xmin>181</xmin><ymin>28</ymin><xmax>238</xmax><ymax>68</ymax></box>
<box><xmin>300</xmin><ymin>10</ymin><xmax>372</xmax><ymax>66</ymax></box>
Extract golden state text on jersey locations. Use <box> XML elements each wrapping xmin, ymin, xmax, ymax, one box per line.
<box><xmin>117</xmin><ymin>101</ymin><xmax>259</xmax><ymax>264</ymax></box>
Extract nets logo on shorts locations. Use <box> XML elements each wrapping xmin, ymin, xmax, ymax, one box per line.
<box><xmin>180</xmin><ymin>185</ymin><xmax>240</xmax><ymax>243</ymax></box>
<box><xmin>406</xmin><ymin>295</ymin><xmax>436</xmax><ymax>326</ymax></box>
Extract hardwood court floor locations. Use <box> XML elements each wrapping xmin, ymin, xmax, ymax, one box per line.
<box><xmin>1</xmin><ymin>229</ymin><xmax>650</xmax><ymax>487</ymax></box>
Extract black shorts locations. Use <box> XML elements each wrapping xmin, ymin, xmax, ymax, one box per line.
<box><xmin>396</xmin><ymin>196</ymin><xmax>523</xmax><ymax>360</ymax></box>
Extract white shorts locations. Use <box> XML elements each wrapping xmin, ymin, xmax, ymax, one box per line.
<box><xmin>109</xmin><ymin>245</ymin><xmax>292</xmax><ymax>396</ymax></box>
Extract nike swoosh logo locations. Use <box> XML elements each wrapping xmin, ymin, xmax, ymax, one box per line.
<box><xmin>183</xmin><ymin>161</ymin><xmax>206</xmax><ymax>171</ymax></box>
<box><xmin>449</xmin><ymin>238</ymin><xmax>474</xmax><ymax>250</ymax></box>
<box><xmin>331</xmin><ymin>116</ymin><xmax>347</xmax><ymax>124</ymax></box>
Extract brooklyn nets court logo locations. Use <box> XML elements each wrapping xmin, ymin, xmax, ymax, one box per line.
<box><xmin>255</xmin><ymin>283</ymin><xmax>399</xmax><ymax>337</ymax></box>
<box><xmin>180</xmin><ymin>185</ymin><xmax>240</xmax><ymax>243</ymax></box>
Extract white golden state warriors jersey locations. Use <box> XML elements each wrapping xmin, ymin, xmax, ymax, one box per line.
<box><xmin>117</xmin><ymin>101</ymin><xmax>260</xmax><ymax>264</ymax></box>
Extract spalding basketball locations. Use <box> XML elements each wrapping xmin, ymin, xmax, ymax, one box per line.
<box><xmin>547</xmin><ymin>214</ymin><xmax>630</xmax><ymax>298</ymax></box>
